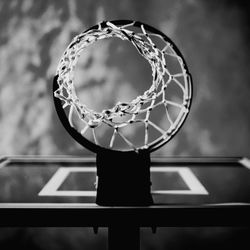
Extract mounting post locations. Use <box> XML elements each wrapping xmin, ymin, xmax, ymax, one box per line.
<box><xmin>108</xmin><ymin>225</ymin><xmax>140</xmax><ymax>250</ymax></box>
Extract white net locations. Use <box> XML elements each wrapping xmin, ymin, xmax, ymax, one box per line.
<box><xmin>54</xmin><ymin>20</ymin><xmax>192</xmax><ymax>152</ymax></box>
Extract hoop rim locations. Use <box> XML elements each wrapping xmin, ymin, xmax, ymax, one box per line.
<box><xmin>53</xmin><ymin>20</ymin><xmax>193</xmax><ymax>154</ymax></box>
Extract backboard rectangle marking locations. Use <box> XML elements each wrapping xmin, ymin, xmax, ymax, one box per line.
<box><xmin>39</xmin><ymin>167</ymin><xmax>208</xmax><ymax>197</ymax></box>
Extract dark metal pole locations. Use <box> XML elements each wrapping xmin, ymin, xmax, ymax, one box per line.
<box><xmin>108</xmin><ymin>226</ymin><xmax>140</xmax><ymax>250</ymax></box>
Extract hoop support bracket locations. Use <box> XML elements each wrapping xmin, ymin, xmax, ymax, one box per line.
<box><xmin>96</xmin><ymin>149</ymin><xmax>153</xmax><ymax>206</ymax></box>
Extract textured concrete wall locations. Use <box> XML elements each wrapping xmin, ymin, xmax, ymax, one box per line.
<box><xmin>0</xmin><ymin>0</ymin><xmax>249</xmax><ymax>157</ymax></box>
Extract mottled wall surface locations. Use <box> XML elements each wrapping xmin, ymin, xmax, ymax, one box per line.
<box><xmin>0</xmin><ymin>0</ymin><xmax>249</xmax><ymax>157</ymax></box>
<box><xmin>0</xmin><ymin>0</ymin><xmax>249</xmax><ymax>250</ymax></box>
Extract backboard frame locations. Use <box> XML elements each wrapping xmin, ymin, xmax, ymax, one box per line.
<box><xmin>0</xmin><ymin>156</ymin><xmax>249</xmax><ymax>227</ymax></box>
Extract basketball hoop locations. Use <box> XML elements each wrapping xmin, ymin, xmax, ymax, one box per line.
<box><xmin>53</xmin><ymin>20</ymin><xmax>193</xmax><ymax>205</ymax></box>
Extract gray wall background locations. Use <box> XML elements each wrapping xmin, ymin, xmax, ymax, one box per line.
<box><xmin>0</xmin><ymin>0</ymin><xmax>249</xmax><ymax>249</ymax></box>
<box><xmin>0</xmin><ymin>0</ymin><xmax>249</xmax><ymax>157</ymax></box>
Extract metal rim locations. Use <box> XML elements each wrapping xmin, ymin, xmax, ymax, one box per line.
<box><xmin>53</xmin><ymin>20</ymin><xmax>193</xmax><ymax>154</ymax></box>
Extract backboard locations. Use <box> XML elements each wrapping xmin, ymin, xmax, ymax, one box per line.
<box><xmin>0</xmin><ymin>156</ymin><xmax>249</xmax><ymax>227</ymax></box>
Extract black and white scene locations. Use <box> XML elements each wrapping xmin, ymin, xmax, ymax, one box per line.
<box><xmin>0</xmin><ymin>0</ymin><xmax>250</xmax><ymax>250</ymax></box>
